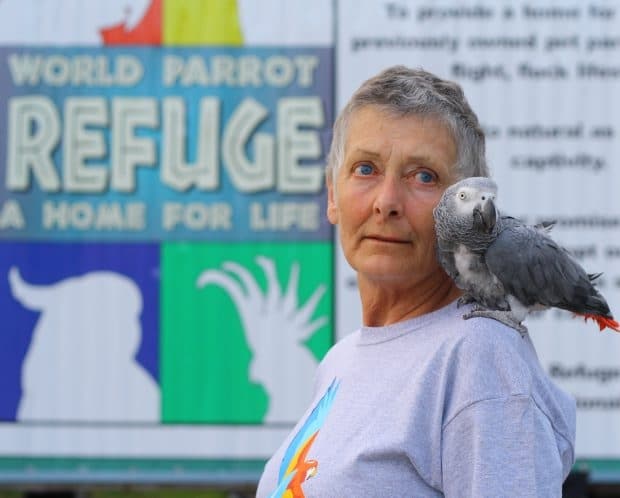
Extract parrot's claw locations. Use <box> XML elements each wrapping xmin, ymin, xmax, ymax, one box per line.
<box><xmin>462</xmin><ymin>309</ymin><xmax>529</xmax><ymax>337</ymax></box>
<box><xmin>457</xmin><ymin>294</ymin><xmax>477</xmax><ymax>308</ymax></box>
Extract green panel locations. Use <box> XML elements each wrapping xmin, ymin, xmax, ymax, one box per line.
<box><xmin>574</xmin><ymin>458</ymin><xmax>620</xmax><ymax>483</ymax></box>
<box><xmin>161</xmin><ymin>242</ymin><xmax>333</xmax><ymax>424</ymax></box>
<box><xmin>91</xmin><ymin>491</ymin><xmax>227</xmax><ymax>498</ymax></box>
<box><xmin>0</xmin><ymin>457</ymin><xmax>264</xmax><ymax>473</ymax></box>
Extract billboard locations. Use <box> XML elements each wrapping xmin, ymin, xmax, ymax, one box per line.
<box><xmin>0</xmin><ymin>0</ymin><xmax>335</xmax><ymax>483</ymax></box>
<box><xmin>2</xmin><ymin>0</ymin><xmax>620</xmax><ymax>486</ymax></box>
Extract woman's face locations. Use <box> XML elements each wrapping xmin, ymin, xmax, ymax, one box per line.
<box><xmin>328</xmin><ymin>106</ymin><xmax>458</xmax><ymax>287</ymax></box>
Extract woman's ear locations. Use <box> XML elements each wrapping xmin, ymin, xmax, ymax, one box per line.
<box><xmin>326</xmin><ymin>174</ymin><xmax>338</xmax><ymax>225</ymax></box>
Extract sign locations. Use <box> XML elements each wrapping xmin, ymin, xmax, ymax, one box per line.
<box><xmin>0</xmin><ymin>47</ymin><xmax>333</xmax><ymax>241</ymax></box>
<box><xmin>0</xmin><ymin>0</ymin><xmax>335</xmax><ymax>473</ymax></box>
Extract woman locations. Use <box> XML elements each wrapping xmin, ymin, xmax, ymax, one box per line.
<box><xmin>257</xmin><ymin>66</ymin><xmax>576</xmax><ymax>497</ymax></box>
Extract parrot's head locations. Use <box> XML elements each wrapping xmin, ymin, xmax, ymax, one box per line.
<box><xmin>434</xmin><ymin>176</ymin><xmax>499</xmax><ymax>235</ymax></box>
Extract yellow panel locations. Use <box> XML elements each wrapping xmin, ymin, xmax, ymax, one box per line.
<box><xmin>163</xmin><ymin>0</ymin><xmax>243</xmax><ymax>46</ymax></box>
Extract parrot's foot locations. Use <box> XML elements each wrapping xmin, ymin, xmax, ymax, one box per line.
<box><xmin>458</xmin><ymin>295</ymin><xmax>510</xmax><ymax>311</ymax></box>
<box><xmin>463</xmin><ymin>309</ymin><xmax>529</xmax><ymax>337</ymax></box>
<box><xmin>457</xmin><ymin>294</ymin><xmax>477</xmax><ymax>308</ymax></box>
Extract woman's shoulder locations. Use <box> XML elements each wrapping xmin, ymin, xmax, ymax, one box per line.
<box><xmin>437</xmin><ymin>307</ymin><xmax>546</xmax><ymax>395</ymax></box>
<box><xmin>441</xmin><ymin>304</ymin><xmax>533</xmax><ymax>359</ymax></box>
<box><xmin>442</xmin><ymin>310</ymin><xmax>576</xmax><ymax>462</ymax></box>
<box><xmin>441</xmin><ymin>308</ymin><xmax>575</xmax><ymax>421</ymax></box>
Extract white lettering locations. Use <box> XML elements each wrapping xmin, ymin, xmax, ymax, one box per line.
<box><xmin>222</xmin><ymin>98</ymin><xmax>274</xmax><ymax>192</ymax></box>
<box><xmin>162</xmin><ymin>202</ymin><xmax>232</xmax><ymax>230</ymax></box>
<box><xmin>0</xmin><ymin>200</ymin><xmax>25</xmax><ymax>229</ymax></box>
<box><xmin>42</xmin><ymin>201</ymin><xmax>145</xmax><ymax>230</ymax></box>
<box><xmin>161</xmin><ymin>97</ymin><xmax>220</xmax><ymax>191</ymax></box>
<box><xmin>211</xmin><ymin>56</ymin><xmax>236</xmax><ymax>85</ymax></box>
<box><xmin>238</xmin><ymin>56</ymin><xmax>262</xmax><ymax>86</ymax></box>
<box><xmin>63</xmin><ymin>97</ymin><xmax>108</xmax><ymax>193</ymax></box>
<box><xmin>7</xmin><ymin>54</ymin><xmax>143</xmax><ymax>87</ymax></box>
<box><xmin>163</xmin><ymin>55</ymin><xmax>185</xmax><ymax>86</ymax></box>
<box><xmin>277</xmin><ymin>97</ymin><xmax>324</xmax><ymax>193</ymax></box>
<box><xmin>250</xmin><ymin>201</ymin><xmax>320</xmax><ymax>231</ymax></box>
<box><xmin>5</xmin><ymin>95</ymin><xmax>327</xmax><ymax>195</ymax></box>
<box><xmin>111</xmin><ymin>98</ymin><xmax>158</xmax><ymax>192</ymax></box>
<box><xmin>264</xmin><ymin>56</ymin><xmax>295</xmax><ymax>87</ymax></box>
<box><xmin>161</xmin><ymin>55</ymin><xmax>319</xmax><ymax>88</ymax></box>
<box><xmin>180</xmin><ymin>55</ymin><xmax>209</xmax><ymax>86</ymax></box>
<box><xmin>7</xmin><ymin>96</ymin><xmax>61</xmax><ymax>191</ymax></box>
<box><xmin>295</xmin><ymin>56</ymin><xmax>320</xmax><ymax>87</ymax></box>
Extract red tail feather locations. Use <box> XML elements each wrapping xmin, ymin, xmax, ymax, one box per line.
<box><xmin>578</xmin><ymin>313</ymin><xmax>620</xmax><ymax>332</ymax></box>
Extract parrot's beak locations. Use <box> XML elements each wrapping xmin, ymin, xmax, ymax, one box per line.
<box><xmin>473</xmin><ymin>198</ymin><xmax>497</xmax><ymax>233</ymax></box>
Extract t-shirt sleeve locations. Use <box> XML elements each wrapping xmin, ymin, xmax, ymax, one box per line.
<box><xmin>441</xmin><ymin>395</ymin><xmax>569</xmax><ymax>498</ymax></box>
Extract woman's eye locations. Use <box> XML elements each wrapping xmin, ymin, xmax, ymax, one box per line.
<box><xmin>354</xmin><ymin>163</ymin><xmax>375</xmax><ymax>176</ymax></box>
<box><xmin>415</xmin><ymin>170</ymin><xmax>436</xmax><ymax>184</ymax></box>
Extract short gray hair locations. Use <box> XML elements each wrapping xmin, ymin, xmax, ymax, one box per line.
<box><xmin>326</xmin><ymin>66</ymin><xmax>489</xmax><ymax>183</ymax></box>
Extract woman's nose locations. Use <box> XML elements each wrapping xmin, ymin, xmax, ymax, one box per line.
<box><xmin>373</xmin><ymin>176</ymin><xmax>403</xmax><ymax>219</ymax></box>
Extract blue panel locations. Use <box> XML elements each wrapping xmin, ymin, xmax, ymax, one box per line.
<box><xmin>0</xmin><ymin>241</ymin><xmax>159</xmax><ymax>420</ymax></box>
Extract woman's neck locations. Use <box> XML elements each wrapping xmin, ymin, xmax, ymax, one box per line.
<box><xmin>358</xmin><ymin>271</ymin><xmax>461</xmax><ymax>327</ymax></box>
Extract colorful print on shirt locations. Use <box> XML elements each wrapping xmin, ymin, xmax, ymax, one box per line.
<box><xmin>267</xmin><ymin>379</ymin><xmax>340</xmax><ymax>498</ymax></box>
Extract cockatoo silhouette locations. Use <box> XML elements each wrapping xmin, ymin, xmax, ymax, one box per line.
<box><xmin>196</xmin><ymin>255</ymin><xmax>328</xmax><ymax>423</ymax></box>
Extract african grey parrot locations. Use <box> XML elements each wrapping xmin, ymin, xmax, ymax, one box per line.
<box><xmin>433</xmin><ymin>176</ymin><xmax>620</xmax><ymax>335</ymax></box>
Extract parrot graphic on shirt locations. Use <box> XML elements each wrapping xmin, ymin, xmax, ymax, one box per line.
<box><xmin>433</xmin><ymin>176</ymin><xmax>620</xmax><ymax>335</ymax></box>
<box><xmin>268</xmin><ymin>378</ymin><xmax>339</xmax><ymax>498</ymax></box>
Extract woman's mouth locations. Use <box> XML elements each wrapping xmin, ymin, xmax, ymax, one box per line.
<box><xmin>365</xmin><ymin>235</ymin><xmax>410</xmax><ymax>244</ymax></box>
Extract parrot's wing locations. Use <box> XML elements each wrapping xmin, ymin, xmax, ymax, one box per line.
<box><xmin>485</xmin><ymin>224</ymin><xmax>604</xmax><ymax>312</ymax></box>
<box><xmin>437</xmin><ymin>246</ymin><xmax>459</xmax><ymax>280</ymax></box>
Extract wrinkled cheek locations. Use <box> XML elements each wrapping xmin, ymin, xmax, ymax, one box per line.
<box><xmin>337</xmin><ymin>229</ymin><xmax>364</xmax><ymax>270</ymax></box>
<box><xmin>339</xmin><ymin>237</ymin><xmax>357</xmax><ymax>268</ymax></box>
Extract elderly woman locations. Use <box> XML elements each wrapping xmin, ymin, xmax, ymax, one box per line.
<box><xmin>257</xmin><ymin>66</ymin><xmax>575</xmax><ymax>497</ymax></box>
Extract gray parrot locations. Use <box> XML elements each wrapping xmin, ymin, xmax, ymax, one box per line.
<box><xmin>433</xmin><ymin>176</ymin><xmax>620</xmax><ymax>335</ymax></box>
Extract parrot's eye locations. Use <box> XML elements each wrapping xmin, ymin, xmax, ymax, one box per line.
<box><xmin>458</xmin><ymin>192</ymin><xmax>466</xmax><ymax>200</ymax></box>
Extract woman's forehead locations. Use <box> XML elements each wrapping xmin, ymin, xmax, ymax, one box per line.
<box><xmin>343</xmin><ymin>107</ymin><xmax>457</xmax><ymax>165</ymax></box>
